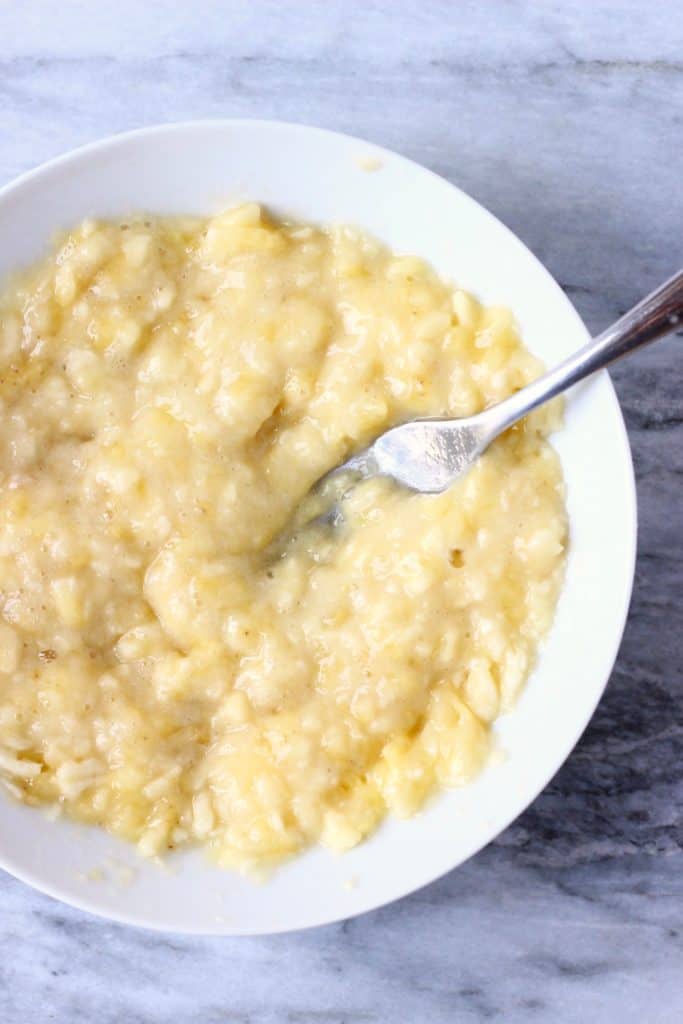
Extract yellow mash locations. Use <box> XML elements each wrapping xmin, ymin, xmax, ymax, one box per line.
<box><xmin>0</xmin><ymin>204</ymin><xmax>566</xmax><ymax>868</ymax></box>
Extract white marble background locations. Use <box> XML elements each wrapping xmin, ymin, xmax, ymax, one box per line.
<box><xmin>1</xmin><ymin>1</ymin><xmax>682</xmax><ymax>1021</ymax></box>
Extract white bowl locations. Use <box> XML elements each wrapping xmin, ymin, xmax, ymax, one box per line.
<box><xmin>0</xmin><ymin>120</ymin><xmax>636</xmax><ymax>934</ymax></box>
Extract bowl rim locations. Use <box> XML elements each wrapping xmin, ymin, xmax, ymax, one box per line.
<box><xmin>0</xmin><ymin>118</ymin><xmax>637</xmax><ymax>934</ymax></box>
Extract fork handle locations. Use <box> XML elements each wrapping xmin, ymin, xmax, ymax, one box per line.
<box><xmin>483</xmin><ymin>268</ymin><xmax>683</xmax><ymax>438</ymax></box>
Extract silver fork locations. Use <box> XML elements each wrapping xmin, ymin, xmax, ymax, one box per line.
<box><xmin>290</xmin><ymin>269</ymin><xmax>682</xmax><ymax>536</ymax></box>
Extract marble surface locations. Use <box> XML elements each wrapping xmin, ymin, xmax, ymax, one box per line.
<box><xmin>1</xmin><ymin>1</ymin><xmax>682</xmax><ymax>1020</ymax></box>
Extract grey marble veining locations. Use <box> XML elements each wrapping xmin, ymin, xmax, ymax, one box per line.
<box><xmin>0</xmin><ymin>2</ymin><xmax>682</xmax><ymax>1021</ymax></box>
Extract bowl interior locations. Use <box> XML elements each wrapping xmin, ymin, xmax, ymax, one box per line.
<box><xmin>0</xmin><ymin>121</ymin><xmax>636</xmax><ymax>934</ymax></box>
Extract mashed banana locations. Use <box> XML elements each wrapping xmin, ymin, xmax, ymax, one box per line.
<box><xmin>0</xmin><ymin>203</ymin><xmax>566</xmax><ymax>867</ymax></box>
